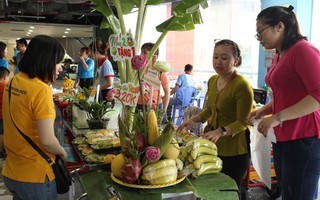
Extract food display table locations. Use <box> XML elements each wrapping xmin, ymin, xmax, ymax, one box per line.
<box><xmin>75</xmin><ymin>170</ymin><xmax>238</xmax><ymax>200</ymax></box>
<box><xmin>58</xmin><ymin>106</ymin><xmax>238</xmax><ymax>200</ymax></box>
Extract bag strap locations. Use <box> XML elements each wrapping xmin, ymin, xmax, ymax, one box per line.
<box><xmin>8</xmin><ymin>78</ymin><xmax>54</xmax><ymax>165</ymax></box>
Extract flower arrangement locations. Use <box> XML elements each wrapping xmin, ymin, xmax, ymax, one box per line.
<box><xmin>62</xmin><ymin>77</ymin><xmax>74</xmax><ymax>93</ymax></box>
<box><xmin>89</xmin><ymin>0</ymin><xmax>210</xmax><ymax>186</ymax></box>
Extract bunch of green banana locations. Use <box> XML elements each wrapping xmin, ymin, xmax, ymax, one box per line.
<box><xmin>179</xmin><ymin>138</ymin><xmax>222</xmax><ymax>178</ymax></box>
<box><xmin>141</xmin><ymin>159</ymin><xmax>178</xmax><ymax>185</ymax></box>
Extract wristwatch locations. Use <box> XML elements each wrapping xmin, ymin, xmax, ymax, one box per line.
<box><xmin>219</xmin><ymin>127</ymin><xmax>227</xmax><ymax>136</ymax></box>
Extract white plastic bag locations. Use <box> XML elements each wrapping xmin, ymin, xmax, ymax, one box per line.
<box><xmin>250</xmin><ymin>119</ymin><xmax>276</xmax><ymax>189</ymax></box>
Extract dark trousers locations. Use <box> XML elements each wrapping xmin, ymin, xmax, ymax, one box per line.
<box><xmin>273</xmin><ymin>137</ymin><xmax>320</xmax><ymax>200</ymax></box>
<box><xmin>219</xmin><ymin>153</ymin><xmax>250</xmax><ymax>190</ymax></box>
<box><xmin>79</xmin><ymin>78</ymin><xmax>94</xmax><ymax>89</ymax></box>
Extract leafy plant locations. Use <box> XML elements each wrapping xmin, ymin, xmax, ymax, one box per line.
<box><xmin>79</xmin><ymin>100</ymin><xmax>113</xmax><ymax>120</ymax></box>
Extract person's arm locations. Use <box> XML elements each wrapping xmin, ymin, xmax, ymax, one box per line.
<box><xmin>101</xmin><ymin>76</ymin><xmax>113</xmax><ymax>90</ymax></box>
<box><xmin>247</xmin><ymin>100</ymin><xmax>273</xmax><ymax>125</ymax></box>
<box><xmin>170</xmin><ymin>85</ymin><xmax>179</xmax><ymax>96</ymax></box>
<box><xmin>177</xmin><ymin>114</ymin><xmax>203</xmax><ymax>132</ymax></box>
<box><xmin>162</xmin><ymin>83</ymin><xmax>170</xmax><ymax>110</ymax></box>
<box><xmin>258</xmin><ymin>95</ymin><xmax>320</xmax><ymax>136</ymax></box>
<box><xmin>37</xmin><ymin>119</ymin><xmax>67</xmax><ymax>162</ymax></box>
<box><xmin>80</xmin><ymin>56</ymin><xmax>89</xmax><ymax>71</ymax></box>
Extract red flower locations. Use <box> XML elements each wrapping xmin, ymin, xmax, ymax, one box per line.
<box><xmin>131</xmin><ymin>55</ymin><xmax>147</xmax><ymax>70</ymax></box>
<box><xmin>106</xmin><ymin>88</ymin><xmax>116</xmax><ymax>101</ymax></box>
<box><xmin>145</xmin><ymin>146</ymin><xmax>160</xmax><ymax>163</ymax></box>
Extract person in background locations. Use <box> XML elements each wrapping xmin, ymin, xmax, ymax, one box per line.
<box><xmin>0</xmin><ymin>42</ymin><xmax>9</xmax><ymax>69</ymax></box>
<box><xmin>136</xmin><ymin>43</ymin><xmax>170</xmax><ymax>116</ymax></box>
<box><xmin>2</xmin><ymin>35</ymin><xmax>67</xmax><ymax>199</ymax></box>
<box><xmin>14</xmin><ymin>38</ymin><xmax>28</xmax><ymax>75</ymax></box>
<box><xmin>0</xmin><ymin>66</ymin><xmax>10</xmax><ymax>158</ymax></box>
<box><xmin>93</xmin><ymin>41</ymin><xmax>115</xmax><ymax>106</ymax></box>
<box><xmin>167</xmin><ymin>64</ymin><xmax>196</xmax><ymax>122</ymax></box>
<box><xmin>178</xmin><ymin>39</ymin><xmax>254</xmax><ymax>191</ymax></box>
<box><xmin>74</xmin><ymin>47</ymin><xmax>95</xmax><ymax>89</ymax></box>
<box><xmin>248</xmin><ymin>5</ymin><xmax>320</xmax><ymax>200</ymax></box>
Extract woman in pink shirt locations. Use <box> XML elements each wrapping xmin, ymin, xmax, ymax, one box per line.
<box><xmin>249</xmin><ymin>5</ymin><xmax>320</xmax><ymax>200</ymax></box>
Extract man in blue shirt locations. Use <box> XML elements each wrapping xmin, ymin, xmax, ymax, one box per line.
<box><xmin>14</xmin><ymin>38</ymin><xmax>28</xmax><ymax>75</ymax></box>
<box><xmin>166</xmin><ymin>64</ymin><xmax>196</xmax><ymax>122</ymax></box>
<box><xmin>75</xmin><ymin>47</ymin><xmax>95</xmax><ymax>89</ymax></box>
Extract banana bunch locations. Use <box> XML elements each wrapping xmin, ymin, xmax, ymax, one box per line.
<box><xmin>141</xmin><ymin>159</ymin><xmax>178</xmax><ymax>185</ymax></box>
<box><xmin>179</xmin><ymin>138</ymin><xmax>222</xmax><ymax>178</ymax></box>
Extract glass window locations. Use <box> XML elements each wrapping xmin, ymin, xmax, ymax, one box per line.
<box><xmin>123</xmin><ymin>0</ymin><xmax>260</xmax><ymax>88</ymax></box>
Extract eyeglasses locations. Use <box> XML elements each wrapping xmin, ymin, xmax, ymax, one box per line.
<box><xmin>255</xmin><ymin>25</ymin><xmax>272</xmax><ymax>39</ymax></box>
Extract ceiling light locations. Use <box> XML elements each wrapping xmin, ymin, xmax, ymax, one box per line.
<box><xmin>28</xmin><ymin>29</ymin><xmax>33</xmax><ymax>32</ymax></box>
<box><xmin>66</xmin><ymin>28</ymin><xmax>71</xmax><ymax>31</ymax></box>
<box><xmin>64</xmin><ymin>31</ymin><xmax>69</xmax><ymax>34</ymax></box>
<box><xmin>62</xmin><ymin>35</ymin><xmax>67</xmax><ymax>38</ymax></box>
<box><xmin>30</xmin><ymin>26</ymin><xmax>35</xmax><ymax>29</ymax></box>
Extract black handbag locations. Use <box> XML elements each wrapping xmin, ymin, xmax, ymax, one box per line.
<box><xmin>8</xmin><ymin>78</ymin><xmax>72</xmax><ymax>194</ymax></box>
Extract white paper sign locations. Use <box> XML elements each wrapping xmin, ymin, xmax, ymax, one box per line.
<box><xmin>143</xmin><ymin>69</ymin><xmax>161</xmax><ymax>89</ymax></box>
<box><xmin>250</xmin><ymin>119</ymin><xmax>277</xmax><ymax>189</ymax></box>
<box><xmin>108</xmin><ymin>30</ymin><xmax>136</xmax><ymax>61</ymax></box>
<box><xmin>114</xmin><ymin>83</ymin><xmax>140</xmax><ymax>107</ymax></box>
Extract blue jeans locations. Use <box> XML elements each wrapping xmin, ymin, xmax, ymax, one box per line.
<box><xmin>273</xmin><ymin>137</ymin><xmax>320</xmax><ymax>200</ymax></box>
<box><xmin>3</xmin><ymin>176</ymin><xmax>57</xmax><ymax>200</ymax></box>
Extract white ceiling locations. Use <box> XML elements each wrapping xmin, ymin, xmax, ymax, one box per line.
<box><xmin>0</xmin><ymin>21</ymin><xmax>95</xmax><ymax>43</ymax></box>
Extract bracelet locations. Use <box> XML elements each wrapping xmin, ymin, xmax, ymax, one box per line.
<box><xmin>275</xmin><ymin>112</ymin><xmax>283</xmax><ymax>127</ymax></box>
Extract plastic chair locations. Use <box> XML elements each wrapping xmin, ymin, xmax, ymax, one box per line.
<box><xmin>172</xmin><ymin>86</ymin><xmax>198</xmax><ymax>125</ymax></box>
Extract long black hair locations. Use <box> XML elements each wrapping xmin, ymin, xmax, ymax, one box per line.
<box><xmin>257</xmin><ymin>5</ymin><xmax>306</xmax><ymax>51</ymax></box>
<box><xmin>19</xmin><ymin>35</ymin><xmax>65</xmax><ymax>83</ymax></box>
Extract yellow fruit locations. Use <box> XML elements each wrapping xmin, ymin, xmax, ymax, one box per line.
<box><xmin>111</xmin><ymin>154</ymin><xmax>125</xmax><ymax>178</ymax></box>
<box><xmin>148</xmin><ymin>109</ymin><xmax>159</xmax><ymax>145</ymax></box>
<box><xmin>162</xmin><ymin>138</ymin><xmax>180</xmax><ymax>160</ymax></box>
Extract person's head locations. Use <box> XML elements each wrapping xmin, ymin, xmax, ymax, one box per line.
<box><xmin>141</xmin><ymin>42</ymin><xmax>159</xmax><ymax>67</ymax></box>
<box><xmin>16</xmin><ymin>38</ymin><xmax>28</xmax><ymax>53</ymax></box>
<box><xmin>19</xmin><ymin>35</ymin><xmax>65</xmax><ymax>83</ymax></box>
<box><xmin>0</xmin><ymin>66</ymin><xmax>10</xmax><ymax>82</ymax></box>
<box><xmin>93</xmin><ymin>41</ymin><xmax>109</xmax><ymax>60</ymax></box>
<box><xmin>80</xmin><ymin>47</ymin><xmax>91</xmax><ymax>58</ymax></box>
<box><xmin>213</xmin><ymin>39</ymin><xmax>242</xmax><ymax>75</ymax></box>
<box><xmin>0</xmin><ymin>42</ymin><xmax>7</xmax><ymax>59</ymax></box>
<box><xmin>256</xmin><ymin>5</ymin><xmax>306</xmax><ymax>52</ymax></box>
<box><xmin>184</xmin><ymin>64</ymin><xmax>193</xmax><ymax>73</ymax></box>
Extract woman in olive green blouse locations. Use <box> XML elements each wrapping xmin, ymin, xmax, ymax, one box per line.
<box><xmin>178</xmin><ymin>39</ymin><xmax>254</xmax><ymax>189</ymax></box>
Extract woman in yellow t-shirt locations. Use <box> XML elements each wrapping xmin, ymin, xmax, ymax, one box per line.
<box><xmin>2</xmin><ymin>35</ymin><xmax>67</xmax><ymax>199</ymax></box>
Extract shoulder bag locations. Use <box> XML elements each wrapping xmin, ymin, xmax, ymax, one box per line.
<box><xmin>8</xmin><ymin>78</ymin><xmax>72</xmax><ymax>194</ymax></box>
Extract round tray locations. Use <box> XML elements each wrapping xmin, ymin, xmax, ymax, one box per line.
<box><xmin>111</xmin><ymin>173</ymin><xmax>186</xmax><ymax>189</ymax></box>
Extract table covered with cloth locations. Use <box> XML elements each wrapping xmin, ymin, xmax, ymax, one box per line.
<box><xmin>78</xmin><ymin>170</ymin><xmax>238</xmax><ymax>200</ymax></box>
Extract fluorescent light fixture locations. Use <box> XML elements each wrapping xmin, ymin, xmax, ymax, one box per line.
<box><xmin>66</xmin><ymin>28</ymin><xmax>71</xmax><ymax>31</ymax></box>
<box><xmin>62</xmin><ymin>35</ymin><xmax>67</xmax><ymax>38</ymax></box>
<box><xmin>29</xmin><ymin>26</ymin><xmax>35</xmax><ymax>29</ymax></box>
<box><xmin>64</xmin><ymin>31</ymin><xmax>69</xmax><ymax>34</ymax></box>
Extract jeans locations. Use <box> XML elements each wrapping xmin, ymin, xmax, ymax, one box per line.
<box><xmin>3</xmin><ymin>176</ymin><xmax>57</xmax><ymax>200</ymax></box>
<box><xmin>273</xmin><ymin>137</ymin><xmax>320</xmax><ymax>200</ymax></box>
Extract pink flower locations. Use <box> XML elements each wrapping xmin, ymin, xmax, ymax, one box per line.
<box><xmin>131</xmin><ymin>55</ymin><xmax>147</xmax><ymax>70</ymax></box>
<box><xmin>106</xmin><ymin>88</ymin><xmax>116</xmax><ymax>101</ymax></box>
<box><xmin>145</xmin><ymin>146</ymin><xmax>160</xmax><ymax>163</ymax></box>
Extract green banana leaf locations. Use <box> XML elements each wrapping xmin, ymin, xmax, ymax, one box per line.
<box><xmin>110</xmin><ymin>0</ymin><xmax>136</xmax><ymax>15</ymax></box>
<box><xmin>91</xmin><ymin>0</ymin><xmax>121</xmax><ymax>33</ymax></box>
<box><xmin>156</xmin><ymin>14</ymin><xmax>195</xmax><ymax>32</ymax></box>
<box><xmin>79</xmin><ymin>170</ymin><xmax>238</xmax><ymax>200</ymax></box>
<box><xmin>146</xmin><ymin>0</ymin><xmax>166</xmax><ymax>5</ymax></box>
<box><xmin>173</xmin><ymin>0</ymin><xmax>208</xmax><ymax>16</ymax></box>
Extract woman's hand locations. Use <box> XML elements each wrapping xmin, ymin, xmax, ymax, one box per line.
<box><xmin>201</xmin><ymin>129</ymin><xmax>222</xmax><ymax>143</ymax></box>
<box><xmin>59</xmin><ymin>150</ymin><xmax>68</xmax><ymax>164</ymax></box>
<box><xmin>247</xmin><ymin>108</ymin><xmax>265</xmax><ymax>125</ymax></box>
<box><xmin>177</xmin><ymin>120</ymin><xmax>192</xmax><ymax>132</ymax></box>
<box><xmin>257</xmin><ymin>115</ymin><xmax>280</xmax><ymax>137</ymax></box>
